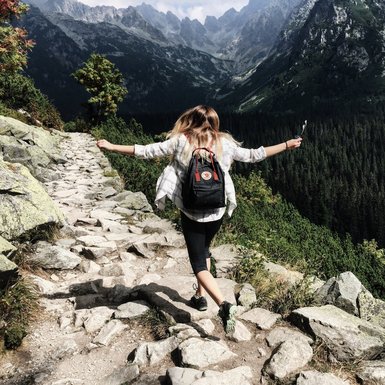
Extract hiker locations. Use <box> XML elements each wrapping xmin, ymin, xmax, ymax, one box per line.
<box><xmin>96</xmin><ymin>105</ymin><xmax>302</xmax><ymax>333</ymax></box>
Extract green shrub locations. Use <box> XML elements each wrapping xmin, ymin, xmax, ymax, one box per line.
<box><xmin>0</xmin><ymin>278</ymin><xmax>38</xmax><ymax>350</ymax></box>
<box><xmin>64</xmin><ymin>118</ymin><xmax>91</xmax><ymax>133</ymax></box>
<box><xmin>0</xmin><ymin>73</ymin><xmax>63</xmax><ymax>130</ymax></box>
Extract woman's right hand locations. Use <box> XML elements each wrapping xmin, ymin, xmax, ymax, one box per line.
<box><xmin>96</xmin><ymin>139</ymin><xmax>115</xmax><ymax>151</ymax></box>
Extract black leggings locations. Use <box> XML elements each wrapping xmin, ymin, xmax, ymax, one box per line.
<box><xmin>180</xmin><ymin>212</ymin><xmax>223</xmax><ymax>275</ymax></box>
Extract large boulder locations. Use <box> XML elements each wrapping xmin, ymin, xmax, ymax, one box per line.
<box><xmin>0</xmin><ymin>159</ymin><xmax>64</xmax><ymax>240</ymax></box>
<box><xmin>290</xmin><ymin>305</ymin><xmax>385</xmax><ymax>361</ymax></box>
<box><xmin>316</xmin><ymin>271</ymin><xmax>385</xmax><ymax>329</ymax></box>
<box><xmin>315</xmin><ymin>272</ymin><xmax>362</xmax><ymax>315</ymax></box>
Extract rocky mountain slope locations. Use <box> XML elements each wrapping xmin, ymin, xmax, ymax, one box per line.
<box><xmin>216</xmin><ymin>0</ymin><xmax>385</xmax><ymax>113</ymax></box>
<box><xmin>19</xmin><ymin>5</ymin><xmax>232</xmax><ymax>119</ymax></box>
<box><xmin>20</xmin><ymin>0</ymin><xmax>304</xmax><ymax>118</ymax></box>
<box><xmin>1</xmin><ymin>116</ymin><xmax>385</xmax><ymax>384</ymax></box>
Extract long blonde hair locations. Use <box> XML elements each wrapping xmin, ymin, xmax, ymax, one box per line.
<box><xmin>167</xmin><ymin>105</ymin><xmax>239</xmax><ymax>162</ymax></box>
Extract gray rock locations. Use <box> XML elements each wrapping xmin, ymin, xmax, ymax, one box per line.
<box><xmin>315</xmin><ymin>272</ymin><xmax>362</xmax><ymax>315</ymax></box>
<box><xmin>30</xmin><ymin>274</ymin><xmax>57</xmax><ymax>295</ymax></box>
<box><xmin>101</xmin><ymin>364</ymin><xmax>140</xmax><ymax>385</ymax></box>
<box><xmin>297</xmin><ymin>370</ymin><xmax>349</xmax><ymax>385</ymax></box>
<box><xmin>127</xmin><ymin>242</ymin><xmax>156</xmax><ymax>259</ymax></box>
<box><xmin>79</xmin><ymin>259</ymin><xmax>100</xmax><ymax>274</ymax></box>
<box><xmin>93</xmin><ymin>319</ymin><xmax>127</xmax><ymax>346</ymax></box>
<box><xmin>266</xmin><ymin>327</ymin><xmax>313</xmax><ymax>350</ymax></box>
<box><xmin>83</xmin><ymin>307</ymin><xmax>114</xmax><ymax>334</ymax></box>
<box><xmin>239</xmin><ymin>308</ymin><xmax>281</xmax><ymax>330</ymax></box>
<box><xmin>169</xmin><ymin>324</ymin><xmax>198</xmax><ymax>340</ymax></box>
<box><xmin>166</xmin><ymin>367</ymin><xmax>202</xmax><ymax>385</ymax></box>
<box><xmin>0</xmin><ymin>253</ymin><xmax>18</xmax><ymax>289</ymax></box>
<box><xmin>356</xmin><ymin>361</ymin><xmax>385</xmax><ymax>384</ymax></box>
<box><xmin>114</xmin><ymin>300</ymin><xmax>151</xmax><ymax>319</ymax></box>
<box><xmin>358</xmin><ymin>288</ymin><xmax>385</xmax><ymax>329</ymax></box>
<box><xmin>29</xmin><ymin>245</ymin><xmax>81</xmax><ymax>269</ymax></box>
<box><xmin>98</xmin><ymin>218</ymin><xmax>128</xmax><ymax>233</ymax></box>
<box><xmin>127</xmin><ymin>336</ymin><xmax>179</xmax><ymax>366</ymax></box>
<box><xmin>76</xmin><ymin>235</ymin><xmax>108</xmax><ymax>247</ymax></box>
<box><xmin>263</xmin><ymin>261</ymin><xmax>304</xmax><ymax>286</ymax></box>
<box><xmin>263</xmin><ymin>339</ymin><xmax>313</xmax><ymax>380</ymax></box>
<box><xmin>0</xmin><ymin>159</ymin><xmax>64</xmax><ymax>240</ymax></box>
<box><xmin>235</xmin><ymin>283</ymin><xmax>257</xmax><ymax>309</ymax></box>
<box><xmin>167</xmin><ymin>366</ymin><xmax>253</xmax><ymax>385</ymax></box>
<box><xmin>290</xmin><ymin>305</ymin><xmax>385</xmax><ymax>361</ymax></box>
<box><xmin>111</xmin><ymin>191</ymin><xmax>152</xmax><ymax>212</ymax></box>
<box><xmin>81</xmin><ymin>246</ymin><xmax>116</xmax><ymax>259</ymax></box>
<box><xmin>179</xmin><ymin>337</ymin><xmax>237</xmax><ymax>369</ymax></box>
<box><xmin>229</xmin><ymin>320</ymin><xmax>253</xmax><ymax>342</ymax></box>
<box><xmin>195</xmin><ymin>319</ymin><xmax>215</xmax><ymax>335</ymax></box>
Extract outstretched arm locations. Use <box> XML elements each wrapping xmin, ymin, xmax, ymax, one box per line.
<box><xmin>96</xmin><ymin>139</ymin><xmax>134</xmax><ymax>155</ymax></box>
<box><xmin>265</xmin><ymin>138</ymin><xmax>302</xmax><ymax>157</ymax></box>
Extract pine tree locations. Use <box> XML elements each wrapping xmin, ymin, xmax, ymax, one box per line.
<box><xmin>72</xmin><ymin>53</ymin><xmax>128</xmax><ymax>122</ymax></box>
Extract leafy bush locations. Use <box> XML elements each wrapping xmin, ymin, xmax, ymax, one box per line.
<box><xmin>0</xmin><ymin>73</ymin><xmax>63</xmax><ymax>130</ymax></box>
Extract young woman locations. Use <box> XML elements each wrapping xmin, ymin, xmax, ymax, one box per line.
<box><xmin>96</xmin><ymin>105</ymin><xmax>302</xmax><ymax>333</ymax></box>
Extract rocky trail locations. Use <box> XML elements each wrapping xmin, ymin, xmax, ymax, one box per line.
<box><xmin>1</xmin><ymin>124</ymin><xmax>385</xmax><ymax>385</ymax></box>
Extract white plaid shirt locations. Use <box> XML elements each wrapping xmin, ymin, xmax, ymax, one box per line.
<box><xmin>134</xmin><ymin>134</ymin><xmax>266</xmax><ymax>222</ymax></box>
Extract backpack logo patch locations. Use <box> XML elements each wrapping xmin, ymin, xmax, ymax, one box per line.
<box><xmin>201</xmin><ymin>171</ymin><xmax>212</xmax><ymax>181</ymax></box>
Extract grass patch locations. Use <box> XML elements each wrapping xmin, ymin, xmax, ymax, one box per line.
<box><xmin>230</xmin><ymin>250</ymin><xmax>315</xmax><ymax>317</ymax></box>
<box><xmin>139</xmin><ymin>308</ymin><xmax>175</xmax><ymax>341</ymax></box>
<box><xmin>0</xmin><ymin>277</ymin><xmax>39</xmax><ymax>350</ymax></box>
<box><xmin>309</xmin><ymin>339</ymin><xmax>363</xmax><ymax>383</ymax></box>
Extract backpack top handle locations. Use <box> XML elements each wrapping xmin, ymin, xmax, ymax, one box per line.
<box><xmin>192</xmin><ymin>147</ymin><xmax>219</xmax><ymax>182</ymax></box>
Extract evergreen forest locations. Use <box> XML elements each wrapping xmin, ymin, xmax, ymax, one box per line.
<box><xmin>130</xmin><ymin>106</ymin><xmax>385</xmax><ymax>249</ymax></box>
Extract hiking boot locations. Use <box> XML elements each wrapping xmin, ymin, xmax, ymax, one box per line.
<box><xmin>190</xmin><ymin>294</ymin><xmax>208</xmax><ymax>311</ymax></box>
<box><xmin>218</xmin><ymin>301</ymin><xmax>237</xmax><ymax>333</ymax></box>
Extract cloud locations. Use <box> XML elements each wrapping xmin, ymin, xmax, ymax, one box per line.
<box><xmin>78</xmin><ymin>0</ymin><xmax>249</xmax><ymax>22</ymax></box>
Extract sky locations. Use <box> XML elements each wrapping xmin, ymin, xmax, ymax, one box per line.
<box><xmin>79</xmin><ymin>1</ymin><xmax>250</xmax><ymax>23</ymax></box>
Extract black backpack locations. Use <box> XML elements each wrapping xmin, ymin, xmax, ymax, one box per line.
<box><xmin>182</xmin><ymin>147</ymin><xmax>226</xmax><ymax>210</ymax></box>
